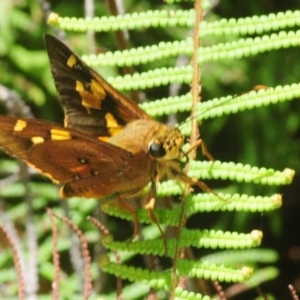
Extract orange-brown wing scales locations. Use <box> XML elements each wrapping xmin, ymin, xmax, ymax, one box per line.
<box><xmin>28</xmin><ymin>139</ymin><xmax>132</xmax><ymax>198</ymax></box>
<box><xmin>28</xmin><ymin>139</ymin><xmax>120</xmax><ymax>182</ymax></box>
<box><xmin>44</xmin><ymin>34</ymin><xmax>151</xmax><ymax>139</ymax></box>
<box><xmin>61</xmin><ymin>148</ymin><xmax>153</xmax><ymax>199</ymax></box>
<box><xmin>0</xmin><ymin>117</ymin><xmax>57</xmax><ymax>162</ymax></box>
<box><xmin>0</xmin><ymin>116</ymin><xmax>151</xmax><ymax>199</ymax></box>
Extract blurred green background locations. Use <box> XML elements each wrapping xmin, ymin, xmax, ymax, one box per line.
<box><xmin>0</xmin><ymin>0</ymin><xmax>300</xmax><ymax>299</ymax></box>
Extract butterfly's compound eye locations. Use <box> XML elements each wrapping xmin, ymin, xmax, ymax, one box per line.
<box><xmin>149</xmin><ymin>142</ymin><xmax>166</xmax><ymax>158</ymax></box>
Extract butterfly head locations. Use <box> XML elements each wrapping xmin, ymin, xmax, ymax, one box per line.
<box><xmin>148</xmin><ymin>127</ymin><xmax>184</xmax><ymax>161</ymax></box>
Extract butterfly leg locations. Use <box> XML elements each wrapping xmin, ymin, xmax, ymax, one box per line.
<box><xmin>177</xmin><ymin>173</ymin><xmax>227</xmax><ymax>202</ymax></box>
<box><xmin>144</xmin><ymin>166</ymin><xmax>168</xmax><ymax>256</ymax></box>
<box><xmin>144</xmin><ymin>197</ymin><xmax>167</xmax><ymax>255</ymax></box>
<box><xmin>178</xmin><ymin>139</ymin><xmax>230</xmax><ymax>202</ymax></box>
<box><xmin>184</xmin><ymin>139</ymin><xmax>215</xmax><ymax>161</ymax></box>
<box><xmin>116</xmin><ymin>197</ymin><xmax>139</xmax><ymax>244</ymax></box>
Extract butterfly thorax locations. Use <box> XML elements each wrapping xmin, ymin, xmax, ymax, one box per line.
<box><xmin>108</xmin><ymin>120</ymin><xmax>183</xmax><ymax>160</ymax></box>
<box><xmin>108</xmin><ymin>119</ymin><xmax>184</xmax><ymax>185</ymax></box>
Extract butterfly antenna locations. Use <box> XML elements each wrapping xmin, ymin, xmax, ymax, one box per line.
<box><xmin>177</xmin><ymin>85</ymin><xmax>269</xmax><ymax>131</ymax></box>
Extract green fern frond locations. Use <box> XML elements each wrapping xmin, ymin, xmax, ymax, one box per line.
<box><xmin>48</xmin><ymin>10</ymin><xmax>195</xmax><ymax>32</ymax></box>
<box><xmin>81</xmin><ymin>29</ymin><xmax>300</xmax><ymax>69</ymax></box>
<box><xmin>101</xmin><ymin>228</ymin><xmax>262</xmax><ymax>257</ymax></box>
<box><xmin>201</xmin><ymin>10</ymin><xmax>300</xmax><ymax>36</ymax></box>
<box><xmin>48</xmin><ymin>10</ymin><xmax>300</xmax><ymax>37</ymax></box>
<box><xmin>107</xmin><ymin>66</ymin><xmax>192</xmax><ymax>90</ymax></box>
<box><xmin>174</xmin><ymin>287</ymin><xmax>212</xmax><ymax>300</ymax></box>
<box><xmin>57</xmin><ymin>2</ymin><xmax>297</xmax><ymax>294</ymax></box>
<box><xmin>203</xmin><ymin>248</ymin><xmax>278</xmax><ymax>265</ymax></box>
<box><xmin>187</xmin><ymin>161</ymin><xmax>294</xmax><ymax>184</ymax></box>
<box><xmin>100</xmin><ymin>255</ymin><xmax>253</xmax><ymax>288</ymax></box>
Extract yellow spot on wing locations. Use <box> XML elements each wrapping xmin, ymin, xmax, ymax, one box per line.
<box><xmin>91</xmin><ymin>79</ymin><xmax>106</xmax><ymax>100</ymax></box>
<box><xmin>98</xmin><ymin>136</ymin><xmax>110</xmax><ymax>142</ymax></box>
<box><xmin>31</xmin><ymin>136</ymin><xmax>45</xmax><ymax>144</ymax></box>
<box><xmin>50</xmin><ymin>129</ymin><xmax>72</xmax><ymax>140</ymax></box>
<box><xmin>105</xmin><ymin>113</ymin><xmax>123</xmax><ymax>137</ymax></box>
<box><xmin>109</xmin><ymin>128</ymin><xmax>123</xmax><ymax>136</ymax></box>
<box><xmin>67</xmin><ymin>54</ymin><xmax>77</xmax><ymax>68</ymax></box>
<box><xmin>76</xmin><ymin>79</ymin><xmax>105</xmax><ymax>112</ymax></box>
<box><xmin>76</xmin><ymin>81</ymin><xmax>84</xmax><ymax>92</ymax></box>
<box><xmin>14</xmin><ymin>120</ymin><xmax>27</xmax><ymax>132</ymax></box>
<box><xmin>105</xmin><ymin>113</ymin><xmax>119</xmax><ymax>128</ymax></box>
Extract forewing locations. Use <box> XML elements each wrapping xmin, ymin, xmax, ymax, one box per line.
<box><xmin>44</xmin><ymin>34</ymin><xmax>151</xmax><ymax>140</ymax></box>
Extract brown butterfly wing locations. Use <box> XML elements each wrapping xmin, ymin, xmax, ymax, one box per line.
<box><xmin>44</xmin><ymin>34</ymin><xmax>151</xmax><ymax>140</ymax></box>
<box><xmin>0</xmin><ymin>116</ymin><xmax>140</xmax><ymax>198</ymax></box>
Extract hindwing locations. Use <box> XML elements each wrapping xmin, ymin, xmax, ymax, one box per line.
<box><xmin>0</xmin><ymin>116</ymin><xmax>135</xmax><ymax>198</ymax></box>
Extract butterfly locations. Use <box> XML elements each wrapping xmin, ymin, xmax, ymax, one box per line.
<box><xmin>0</xmin><ymin>34</ymin><xmax>211</xmax><ymax>239</ymax></box>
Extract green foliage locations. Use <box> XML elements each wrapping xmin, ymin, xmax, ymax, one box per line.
<box><xmin>0</xmin><ymin>0</ymin><xmax>299</xmax><ymax>299</ymax></box>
